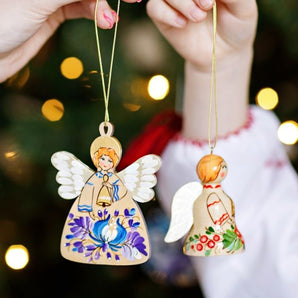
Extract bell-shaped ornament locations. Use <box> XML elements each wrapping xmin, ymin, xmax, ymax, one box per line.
<box><xmin>165</xmin><ymin>154</ymin><xmax>245</xmax><ymax>257</ymax></box>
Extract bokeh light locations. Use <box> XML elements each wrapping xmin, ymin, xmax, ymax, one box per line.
<box><xmin>6</xmin><ymin>67</ymin><xmax>30</xmax><ymax>89</ymax></box>
<box><xmin>5</xmin><ymin>245</ymin><xmax>29</xmax><ymax>270</ymax></box>
<box><xmin>60</xmin><ymin>57</ymin><xmax>84</xmax><ymax>79</ymax></box>
<box><xmin>256</xmin><ymin>87</ymin><xmax>279</xmax><ymax>110</ymax></box>
<box><xmin>41</xmin><ymin>99</ymin><xmax>64</xmax><ymax>122</ymax></box>
<box><xmin>4</xmin><ymin>151</ymin><xmax>17</xmax><ymax>159</ymax></box>
<box><xmin>277</xmin><ymin>120</ymin><xmax>298</xmax><ymax>145</ymax></box>
<box><xmin>147</xmin><ymin>75</ymin><xmax>170</xmax><ymax>100</ymax></box>
<box><xmin>123</xmin><ymin>103</ymin><xmax>141</xmax><ymax>112</ymax></box>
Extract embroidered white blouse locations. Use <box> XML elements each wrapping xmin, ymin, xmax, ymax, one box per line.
<box><xmin>157</xmin><ymin>105</ymin><xmax>298</xmax><ymax>298</ymax></box>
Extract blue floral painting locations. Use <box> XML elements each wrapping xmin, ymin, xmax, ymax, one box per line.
<box><xmin>64</xmin><ymin>208</ymin><xmax>148</xmax><ymax>263</ymax></box>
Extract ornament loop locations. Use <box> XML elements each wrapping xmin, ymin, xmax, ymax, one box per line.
<box><xmin>99</xmin><ymin>121</ymin><xmax>114</xmax><ymax>136</ymax></box>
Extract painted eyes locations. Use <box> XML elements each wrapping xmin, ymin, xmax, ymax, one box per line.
<box><xmin>222</xmin><ymin>165</ymin><xmax>227</xmax><ymax>170</ymax></box>
<box><xmin>100</xmin><ymin>156</ymin><xmax>112</xmax><ymax>164</ymax></box>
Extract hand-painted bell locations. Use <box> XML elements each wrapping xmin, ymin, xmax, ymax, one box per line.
<box><xmin>165</xmin><ymin>154</ymin><xmax>245</xmax><ymax>257</ymax></box>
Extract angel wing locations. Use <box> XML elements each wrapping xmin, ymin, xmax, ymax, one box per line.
<box><xmin>164</xmin><ymin>182</ymin><xmax>203</xmax><ymax>243</ymax></box>
<box><xmin>117</xmin><ymin>154</ymin><xmax>162</xmax><ymax>203</ymax></box>
<box><xmin>51</xmin><ymin>151</ymin><xmax>94</xmax><ymax>200</ymax></box>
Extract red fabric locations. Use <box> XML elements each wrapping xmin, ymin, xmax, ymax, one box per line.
<box><xmin>118</xmin><ymin>110</ymin><xmax>182</xmax><ymax>171</ymax></box>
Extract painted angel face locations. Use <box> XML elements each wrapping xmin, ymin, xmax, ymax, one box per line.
<box><xmin>214</xmin><ymin>161</ymin><xmax>228</xmax><ymax>183</ymax></box>
<box><xmin>92</xmin><ymin>147</ymin><xmax>119</xmax><ymax>171</ymax></box>
<box><xmin>98</xmin><ymin>154</ymin><xmax>114</xmax><ymax>171</ymax></box>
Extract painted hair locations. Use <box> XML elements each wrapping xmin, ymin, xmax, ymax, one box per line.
<box><xmin>92</xmin><ymin>147</ymin><xmax>119</xmax><ymax>168</ymax></box>
<box><xmin>196</xmin><ymin>154</ymin><xmax>224</xmax><ymax>183</ymax></box>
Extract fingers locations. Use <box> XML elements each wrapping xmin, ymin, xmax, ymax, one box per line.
<box><xmin>194</xmin><ymin>0</ymin><xmax>214</xmax><ymax>10</ymax></box>
<box><xmin>147</xmin><ymin>0</ymin><xmax>215</xmax><ymax>29</ymax></box>
<box><xmin>62</xmin><ymin>0</ymin><xmax>113</xmax><ymax>29</ymax></box>
<box><xmin>62</xmin><ymin>0</ymin><xmax>142</xmax><ymax>29</ymax></box>
<box><xmin>147</xmin><ymin>0</ymin><xmax>187</xmax><ymax>28</ymax></box>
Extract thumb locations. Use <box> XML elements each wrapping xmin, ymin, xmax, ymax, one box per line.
<box><xmin>60</xmin><ymin>0</ymin><xmax>120</xmax><ymax>29</ymax></box>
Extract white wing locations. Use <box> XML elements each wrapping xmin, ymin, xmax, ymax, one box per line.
<box><xmin>117</xmin><ymin>154</ymin><xmax>162</xmax><ymax>203</ymax></box>
<box><xmin>164</xmin><ymin>182</ymin><xmax>203</xmax><ymax>243</ymax></box>
<box><xmin>51</xmin><ymin>151</ymin><xmax>94</xmax><ymax>200</ymax></box>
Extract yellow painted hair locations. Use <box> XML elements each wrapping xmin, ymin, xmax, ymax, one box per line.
<box><xmin>92</xmin><ymin>147</ymin><xmax>119</xmax><ymax>168</ymax></box>
<box><xmin>196</xmin><ymin>154</ymin><xmax>223</xmax><ymax>183</ymax></box>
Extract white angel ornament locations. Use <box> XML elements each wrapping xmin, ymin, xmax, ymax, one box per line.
<box><xmin>165</xmin><ymin>154</ymin><xmax>245</xmax><ymax>257</ymax></box>
<box><xmin>51</xmin><ymin>122</ymin><xmax>162</xmax><ymax>265</ymax></box>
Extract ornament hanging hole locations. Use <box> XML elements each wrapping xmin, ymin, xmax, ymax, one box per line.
<box><xmin>99</xmin><ymin>122</ymin><xmax>114</xmax><ymax>136</ymax></box>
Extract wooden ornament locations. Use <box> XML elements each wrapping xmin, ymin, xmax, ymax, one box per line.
<box><xmin>51</xmin><ymin>122</ymin><xmax>162</xmax><ymax>265</ymax></box>
<box><xmin>165</xmin><ymin>154</ymin><xmax>245</xmax><ymax>257</ymax></box>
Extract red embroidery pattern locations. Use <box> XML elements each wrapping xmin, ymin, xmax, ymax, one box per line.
<box><xmin>207</xmin><ymin>200</ymin><xmax>221</xmax><ymax>208</ymax></box>
<box><xmin>203</xmin><ymin>184</ymin><xmax>221</xmax><ymax>189</ymax></box>
<box><xmin>214</xmin><ymin>213</ymin><xmax>230</xmax><ymax>226</ymax></box>
<box><xmin>173</xmin><ymin>109</ymin><xmax>253</xmax><ymax>147</ymax></box>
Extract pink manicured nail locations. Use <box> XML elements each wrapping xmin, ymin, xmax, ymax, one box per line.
<box><xmin>137</xmin><ymin>0</ymin><xmax>142</xmax><ymax>3</ymax></box>
<box><xmin>103</xmin><ymin>10</ymin><xmax>114</xmax><ymax>29</ymax></box>
<box><xmin>111</xmin><ymin>10</ymin><xmax>119</xmax><ymax>23</ymax></box>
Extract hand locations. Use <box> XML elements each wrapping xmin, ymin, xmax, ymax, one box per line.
<box><xmin>0</xmin><ymin>0</ymin><xmax>140</xmax><ymax>82</ymax></box>
<box><xmin>147</xmin><ymin>0</ymin><xmax>258</xmax><ymax>72</ymax></box>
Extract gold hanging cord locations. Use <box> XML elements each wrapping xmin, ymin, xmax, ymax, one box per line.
<box><xmin>94</xmin><ymin>0</ymin><xmax>121</xmax><ymax>124</ymax></box>
<box><xmin>208</xmin><ymin>2</ymin><xmax>218</xmax><ymax>154</ymax></box>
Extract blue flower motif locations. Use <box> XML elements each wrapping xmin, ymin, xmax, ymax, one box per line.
<box><xmin>128</xmin><ymin>219</ymin><xmax>140</xmax><ymax>229</ymax></box>
<box><xmin>67</xmin><ymin>216</ymin><xmax>93</xmax><ymax>240</ymax></box>
<box><xmin>127</xmin><ymin>231</ymin><xmax>147</xmax><ymax>256</ymax></box>
<box><xmin>65</xmin><ymin>207</ymin><xmax>147</xmax><ymax>263</ymax></box>
<box><xmin>90</xmin><ymin>215</ymin><xmax>127</xmax><ymax>253</ymax></box>
<box><xmin>124</xmin><ymin>208</ymin><xmax>136</xmax><ymax>217</ymax></box>
<box><xmin>72</xmin><ymin>241</ymin><xmax>84</xmax><ymax>253</ymax></box>
<box><xmin>121</xmin><ymin>231</ymin><xmax>147</xmax><ymax>260</ymax></box>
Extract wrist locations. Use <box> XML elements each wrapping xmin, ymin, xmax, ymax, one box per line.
<box><xmin>182</xmin><ymin>47</ymin><xmax>253</xmax><ymax>140</ymax></box>
<box><xmin>187</xmin><ymin>46</ymin><xmax>254</xmax><ymax>75</ymax></box>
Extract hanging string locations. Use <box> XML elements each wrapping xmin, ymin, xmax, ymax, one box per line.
<box><xmin>94</xmin><ymin>0</ymin><xmax>121</xmax><ymax>124</ymax></box>
<box><xmin>208</xmin><ymin>2</ymin><xmax>218</xmax><ymax>154</ymax></box>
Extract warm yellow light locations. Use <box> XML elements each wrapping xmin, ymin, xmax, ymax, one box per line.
<box><xmin>42</xmin><ymin>99</ymin><xmax>64</xmax><ymax>122</ymax></box>
<box><xmin>60</xmin><ymin>57</ymin><xmax>84</xmax><ymax>79</ymax></box>
<box><xmin>4</xmin><ymin>151</ymin><xmax>17</xmax><ymax>159</ymax></box>
<box><xmin>5</xmin><ymin>245</ymin><xmax>29</xmax><ymax>270</ymax></box>
<box><xmin>277</xmin><ymin>121</ymin><xmax>298</xmax><ymax>145</ymax></box>
<box><xmin>6</xmin><ymin>67</ymin><xmax>30</xmax><ymax>88</ymax></box>
<box><xmin>123</xmin><ymin>103</ymin><xmax>141</xmax><ymax>112</ymax></box>
<box><xmin>256</xmin><ymin>87</ymin><xmax>279</xmax><ymax>110</ymax></box>
<box><xmin>147</xmin><ymin>75</ymin><xmax>170</xmax><ymax>100</ymax></box>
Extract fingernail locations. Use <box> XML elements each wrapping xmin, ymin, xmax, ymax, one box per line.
<box><xmin>175</xmin><ymin>16</ymin><xmax>187</xmax><ymax>28</ymax></box>
<box><xmin>103</xmin><ymin>10</ymin><xmax>114</xmax><ymax>29</ymax></box>
<box><xmin>199</xmin><ymin>0</ymin><xmax>214</xmax><ymax>9</ymax></box>
<box><xmin>111</xmin><ymin>10</ymin><xmax>119</xmax><ymax>23</ymax></box>
<box><xmin>190</xmin><ymin>9</ymin><xmax>205</xmax><ymax>21</ymax></box>
<box><xmin>137</xmin><ymin>0</ymin><xmax>142</xmax><ymax>3</ymax></box>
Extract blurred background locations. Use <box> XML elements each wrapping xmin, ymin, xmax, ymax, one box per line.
<box><xmin>0</xmin><ymin>1</ymin><xmax>297</xmax><ymax>297</ymax></box>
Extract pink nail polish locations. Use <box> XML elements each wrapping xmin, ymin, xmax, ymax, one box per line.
<box><xmin>137</xmin><ymin>0</ymin><xmax>142</xmax><ymax>3</ymax></box>
<box><xmin>103</xmin><ymin>10</ymin><xmax>114</xmax><ymax>29</ymax></box>
<box><xmin>111</xmin><ymin>11</ymin><xmax>119</xmax><ymax>23</ymax></box>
